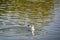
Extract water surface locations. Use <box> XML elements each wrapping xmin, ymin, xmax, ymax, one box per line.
<box><xmin>0</xmin><ymin>0</ymin><xmax>60</xmax><ymax>40</ymax></box>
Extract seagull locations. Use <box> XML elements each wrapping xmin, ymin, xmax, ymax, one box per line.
<box><xmin>27</xmin><ymin>25</ymin><xmax>35</xmax><ymax>35</ymax></box>
<box><xmin>27</xmin><ymin>25</ymin><xmax>35</xmax><ymax>31</ymax></box>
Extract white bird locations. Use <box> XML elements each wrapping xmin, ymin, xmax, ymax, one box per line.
<box><xmin>27</xmin><ymin>25</ymin><xmax>35</xmax><ymax>35</ymax></box>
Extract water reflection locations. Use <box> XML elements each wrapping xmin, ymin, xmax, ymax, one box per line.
<box><xmin>0</xmin><ymin>0</ymin><xmax>55</xmax><ymax>40</ymax></box>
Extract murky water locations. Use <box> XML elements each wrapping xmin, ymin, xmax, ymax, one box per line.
<box><xmin>0</xmin><ymin>0</ymin><xmax>60</xmax><ymax>40</ymax></box>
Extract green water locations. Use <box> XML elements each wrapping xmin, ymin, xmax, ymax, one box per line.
<box><xmin>0</xmin><ymin>0</ymin><xmax>59</xmax><ymax>40</ymax></box>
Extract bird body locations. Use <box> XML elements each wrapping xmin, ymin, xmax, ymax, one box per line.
<box><xmin>27</xmin><ymin>25</ymin><xmax>35</xmax><ymax>31</ymax></box>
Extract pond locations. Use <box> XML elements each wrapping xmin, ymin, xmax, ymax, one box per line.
<box><xmin>0</xmin><ymin>0</ymin><xmax>60</xmax><ymax>40</ymax></box>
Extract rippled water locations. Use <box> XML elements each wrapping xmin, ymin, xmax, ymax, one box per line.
<box><xmin>0</xmin><ymin>0</ymin><xmax>60</xmax><ymax>40</ymax></box>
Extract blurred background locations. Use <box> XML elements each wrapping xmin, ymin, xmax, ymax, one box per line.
<box><xmin>0</xmin><ymin>0</ymin><xmax>60</xmax><ymax>40</ymax></box>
